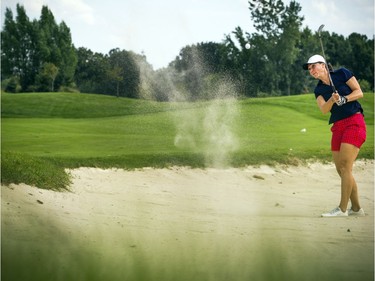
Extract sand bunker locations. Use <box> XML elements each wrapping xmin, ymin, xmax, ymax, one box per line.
<box><xmin>2</xmin><ymin>160</ymin><xmax>374</xmax><ymax>280</ymax></box>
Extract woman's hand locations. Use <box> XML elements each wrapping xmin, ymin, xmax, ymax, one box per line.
<box><xmin>332</xmin><ymin>92</ymin><xmax>348</xmax><ymax>106</ymax></box>
<box><xmin>332</xmin><ymin>92</ymin><xmax>340</xmax><ymax>103</ymax></box>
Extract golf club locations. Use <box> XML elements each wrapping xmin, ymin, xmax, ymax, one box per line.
<box><xmin>318</xmin><ymin>24</ymin><xmax>337</xmax><ymax>93</ymax></box>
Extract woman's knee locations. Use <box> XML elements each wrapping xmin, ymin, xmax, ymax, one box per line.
<box><xmin>335</xmin><ymin>168</ymin><xmax>342</xmax><ymax>177</ymax></box>
<box><xmin>337</xmin><ymin>160</ymin><xmax>353</xmax><ymax>176</ymax></box>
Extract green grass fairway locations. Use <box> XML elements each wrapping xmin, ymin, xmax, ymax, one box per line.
<box><xmin>1</xmin><ymin>92</ymin><xmax>373</xmax><ymax>188</ymax></box>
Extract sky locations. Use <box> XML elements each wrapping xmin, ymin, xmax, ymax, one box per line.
<box><xmin>1</xmin><ymin>0</ymin><xmax>374</xmax><ymax>70</ymax></box>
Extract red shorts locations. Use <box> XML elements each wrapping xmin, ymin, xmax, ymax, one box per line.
<box><xmin>331</xmin><ymin>113</ymin><xmax>366</xmax><ymax>151</ymax></box>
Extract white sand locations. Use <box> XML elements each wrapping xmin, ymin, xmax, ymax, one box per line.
<box><xmin>2</xmin><ymin>160</ymin><xmax>374</xmax><ymax>280</ymax></box>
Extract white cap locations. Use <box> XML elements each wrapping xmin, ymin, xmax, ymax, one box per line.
<box><xmin>302</xmin><ymin>54</ymin><xmax>326</xmax><ymax>70</ymax></box>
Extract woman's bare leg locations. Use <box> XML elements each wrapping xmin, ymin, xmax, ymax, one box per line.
<box><xmin>332</xmin><ymin>143</ymin><xmax>360</xmax><ymax>212</ymax></box>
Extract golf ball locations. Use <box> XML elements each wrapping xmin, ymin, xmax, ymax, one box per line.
<box><xmin>245</xmin><ymin>43</ymin><xmax>250</xmax><ymax>49</ymax></box>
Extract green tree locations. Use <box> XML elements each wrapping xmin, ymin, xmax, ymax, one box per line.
<box><xmin>36</xmin><ymin>62</ymin><xmax>58</xmax><ymax>91</ymax></box>
<box><xmin>107</xmin><ymin>48</ymin><xmax>140</xmax><ymax>98</ymax></box>
<box><xmin>1</xmin><ymin>4</ymin><xmax>77</xmax><ymax>92</ymax></box>
<box><xmin>56</xmin><ymin>21</ymin><xmax>77</xmax><ymax>88</ymax></box>
<box><xmin>278</xmin><ymin>0</ymin><xmax>304</xmax><ymax>95</ymax></box>
<box><xmin>1</xmin><ymin>4</ymin><xmax>37</xmax><ymax>91</ymax></box>
<box><xmin>249</xmin><ymin>0</ymin><xmax>284</xmax><ymax>36</ymax></box>
<box><xmin>108</xmin><ymin>65</ymin><xmax>122</xmax><ymax>97</ymax></box>
<box><xmin>346</xmin><ymin>33</ymin><xmax>374</xmax><ymax>90</ymax></box>
<box><xmin>38</xmin><ymin>6</ymin><xmax>60</xmax><ymax>64</ymax></box>
<box><xmin>248</xmin><ymin>0</ymin><xmax>304</xmax><ymax>96</ymax></box>
<box><xmin>295</xmin><ymin>27</ymin><xmax>320</xmax><ymax>93</ymax></box>
<box><xmin>38</xmin><ymin>6</ymin><xmax>77</xmax><ymax>90</ymax></box>
<box><xmin>225</xmin><ymin>27</ymin><xmax>254</xmax><ymax>96</ymax></box>
<box><xmin>325</xmin><ymin>33</ymin><xmax>352</xmax><ymax>67</ymax></box>
<box><xmin>1</xmin><ymin>8</ymin><xmax>17</xmax><ymax>80</ymax></box>
<box><xmin>75</xmin><ymin>47</ymin><xmax>109</xmax><ymax>94</ymax></box>
<box><xmin>15</xmin><ymin>4</ymin><xmax>35</xmax><ymax>91</ymax></box>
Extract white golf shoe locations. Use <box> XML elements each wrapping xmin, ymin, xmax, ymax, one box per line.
<box><xmin>321</xmin><ymin>206</ymin><xmax>348</xmax><ymax>217</ymax></box>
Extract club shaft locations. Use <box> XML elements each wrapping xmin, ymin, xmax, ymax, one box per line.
<box><xmin>318</xmin><ymin>25</ymin><xmax>337</xmax><ymax>92</ymax></box>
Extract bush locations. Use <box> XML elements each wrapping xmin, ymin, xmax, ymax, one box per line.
<box><xmin>2</xmin><ymin>76</ymin><xmax>21</xmax><ymax>93</ymax></box>
<box><xmin>59</xmin><ymin>82</ymin><xmax>80</xmax><ymax>93</ymax></box>
<box><xmin>58</xmin><ymin>86</ymin><xmax>80</xmax><ymax>93</ymax></box>
<box><xmin>358</xmin><ymin>79</ymin><xmax>372</xmax><ymax>92</ymax></box>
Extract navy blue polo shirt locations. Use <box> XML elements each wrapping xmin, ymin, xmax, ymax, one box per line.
<box><xmin>314</xmin><ymin>68</ymin><xmax>363</xmax><ymax>124</ymax></box>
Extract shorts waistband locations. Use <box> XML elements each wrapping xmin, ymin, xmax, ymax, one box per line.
<box><xmin>333</xmin><ymin>112</ymin><xmax>364</xmax><ymax>126</ymax></box>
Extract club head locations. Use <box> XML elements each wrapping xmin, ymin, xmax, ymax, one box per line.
<box><xmin>318</xmin><ymin>24</ymin><xmax>325</xmax><ymax>36</ymax></box>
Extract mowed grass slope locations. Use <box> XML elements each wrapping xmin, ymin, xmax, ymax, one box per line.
<box><xmin>1</xmin><ymin>92</ymin><xmax>373</xmax><ymax>189</ymax></box>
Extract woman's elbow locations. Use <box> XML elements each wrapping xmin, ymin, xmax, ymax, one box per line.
<box><xmin>358</xmin><ymin>90</ymin><xmax>364</xmax><ymax>99</ymax></box>
<box><xmin>350</xmin><ymin>89</ymin><xmax>363</xmax><ymax>102</ymax></box>
<box><xmin>319</xmin><ymin>107</ymin><xmax>329</xmax><ymax>114</ymax></box>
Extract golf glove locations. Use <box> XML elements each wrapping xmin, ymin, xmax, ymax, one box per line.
<box><xmin>336</xmin><ymin>95</ymin><xmax>348</xmax><ymax>106</ymax></box>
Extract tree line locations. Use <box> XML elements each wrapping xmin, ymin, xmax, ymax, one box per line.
<box><xmin>1</xmin><ymin>1</ymin><xmax>374</xmax><ymax>100</ymax></box>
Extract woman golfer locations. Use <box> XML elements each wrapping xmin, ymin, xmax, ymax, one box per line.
<box><xmin>303</xmin><ymin>54</ymin><xmax>366</xmax><ymax>217</ymax></box>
